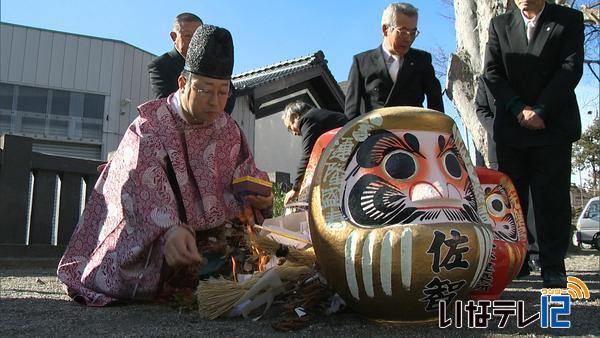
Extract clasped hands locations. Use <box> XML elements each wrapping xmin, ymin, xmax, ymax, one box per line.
<box><xmin>164</xmin><ymin>192</ymin><xmax>273</xmax><ymax>267</ymax></box>
<box><xmin>517</xmin><ymin>106</ymin><xmax>545</xmax><ymax>130</ymax></box>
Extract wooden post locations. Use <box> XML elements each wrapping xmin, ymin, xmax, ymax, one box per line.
<box><xmin>0</xmin><ymin>135</ymin><xmax>33</xmax><ymax>244</ymax></box>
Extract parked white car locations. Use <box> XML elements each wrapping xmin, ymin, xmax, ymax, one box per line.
<box><xmin>574</xmin><ymin>196</ymin><xmax>600</xmax><ymax>250</ymax></box>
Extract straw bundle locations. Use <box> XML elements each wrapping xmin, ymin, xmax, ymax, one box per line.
<box><xmin>197</xmin><ymin>264</ymin><xmax>312</xmax><ymax>320</ymax></box>
<box><xmin>248</xmin><ymin>233</ymin><xmax>316</xmax><ymax>267</ymax></box>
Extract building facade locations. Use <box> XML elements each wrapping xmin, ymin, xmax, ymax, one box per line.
<box><xmin>0</xmin><ymin>22</ymin><xmax>156</xmax><ymax>159</ymax></box>
<box><xmin>1</xmin><ymin>23</ymin><xmax>345</xmax><ymax>180</ymax></box>
<box><xmin>232</xmin><ymin>51</ymin><xmax>345</xmax><ymax>177</ymax></box>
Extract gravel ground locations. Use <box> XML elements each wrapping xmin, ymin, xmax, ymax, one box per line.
<box><xmin>1</xmin><ymin>249</ymin><xmax>598</xmax><ymax>337</ymax></box>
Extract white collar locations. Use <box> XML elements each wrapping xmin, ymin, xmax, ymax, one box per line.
<box><xmin>381</xmin><ymin>43</ymin><xmax>401</xmax><ymax>62</ymax></box>
<box><xmin>171</xmin><ymin>90</ymin><xmax>192</xmax><ymax>123</ymax></box>
<box><xmin>520</xmin><ymin>3</ymin><xmax>545</xmax><ymax>25</ymax></box>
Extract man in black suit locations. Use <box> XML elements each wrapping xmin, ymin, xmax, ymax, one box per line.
<box><xmin>484</xmin><ymin>0</ymin><xmax>584</xmax><ymax>288</ymax></box>
<box><xmin>476</xmin><ymin>75</ymin><xmax>542</xmax><ymax>270</ymax></box>
<box><xmin>345</xmin><ymin>3</ymin><xmax>444</xmax><ymax>120</ymax></box>
<box><xmin>148</xmin><ymin>13</ymin><xmax>202</xmax><ymax>99</ymax></box>
<box><xmin>148</xmin><ymin>13</ymin><xmax>236</xmax><ymax>113</ymax></box>
<box><xmin>282</xmin><ymin>101</ymin><xmax>348</xmax><ymax>204</ymax></box>
<box><xmin>474</xmin><ymin>75</ymin><xmax>498</xmax><ymax>168</ymax></box>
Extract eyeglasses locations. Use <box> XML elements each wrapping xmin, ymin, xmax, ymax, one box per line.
<box><xmin>390</xmin><ymin>26</ymin><xmax>420</xmax><ymax>39</ymax></box>
<box><xmin>191</xmin><ymin>86</ymin><xmax>232</xmax><ymax>99</ymax></box>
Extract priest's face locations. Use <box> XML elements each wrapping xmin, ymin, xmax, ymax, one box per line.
<box><xmin>178</xmin><ymin>74</ymin><xmax>230</xmax><ymax>125</ymax></box>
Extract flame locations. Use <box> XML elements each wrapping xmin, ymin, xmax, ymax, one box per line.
<box><xmin>231</xmin><ymin>205</ymin><xmax>270</xmax><ymax>276</ymax></box>
<box><xmin>258</xmin><ymin>255</ymin><xmax>269</xmax><ymax>272</ymax></box>
<box><xmin>231</xmin><ymin>256</ymin><xmax>238</xmax><ymax>282</ymax></box>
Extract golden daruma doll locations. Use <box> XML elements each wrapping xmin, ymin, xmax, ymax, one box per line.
<box><xmin>309</xmin><ymin>107</ymin><xmax>493</xmax><ymax>322</ymax></box>
<box><xmin>470</xmin><ymin>167</ymin><xmax>528</xmax><ymax>300</ymax></box>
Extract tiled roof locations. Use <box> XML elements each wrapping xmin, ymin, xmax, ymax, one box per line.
<box><xmin>232</xmin><ymin>51</ymin><xmax>326</xmax><ymax>90</ymax></box>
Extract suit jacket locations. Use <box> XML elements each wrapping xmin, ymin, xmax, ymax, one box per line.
<box><xmin>344</xmin><ymin>46</ymin><xmax>444</xmax><ymax>120</ymax></box>
<box><xmin>475</xmin><ymin>75</ymin><xmax>498</xmax><ymax>168</ymax></box>
<box><xmin>148</xmin><ymin>48</ymin><xmax>184</xmax><ymax>99</ymax></box>
<box><xmin>293</xmin><ymin>108</ymin><xmax>348</xmax><ymax>190</ymax></box>
<box><xmin>475</xmin><ymin>75</ymin><xmax>496</xmax><ymax>135</ymax></box>
<box><xmin>483</xmin><ymin>3</ymin><xmax>584</xmax><ymax>147</ymax></box>
<box><xmin>147</xmin><ymin>48</ymin><xmax>237</xmax><ymax>113</ymax></box>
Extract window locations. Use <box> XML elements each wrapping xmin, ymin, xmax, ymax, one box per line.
<box><xmin>83</xmin><ymin>94</ymin><xmax>104</xmax><ymax>119</ymax></box>
<box><xmin>17</xmin><ymin>86</ymin><xmax>48</xmax><ymax>115</ymax></box>
<box><xmin>48</xmin><ymin>89</ymin><xmax>71</xmax><ymax>137</ymax></box>
<box><xmin>587</xmin><ymin>201</ymin><xmax>599</xmax><ymax>219</ymax></box>
<box><xmin>18</xmin><ymin>86</ymin><xmax>48</xmax><ymax>135</ymax></box>
<box><xmin>50</xmin><ymin>90</ymin><xmax>70</xmax><ymax>116</ymax></box>
<box><xmin>82</xmin><ymin>94</ymin><xmax>104</xmax><ymax>140</ymax></box>
<box><xmin>0</xmin><ymin>83</ymin><xmax>13</xmax><ymax>130</ymax></box>
<box><xmin>0</xmin><ymin>82</ymin><xmax>104</xmax><ymax>141</ymax></box>
<box><xmin>0</xmin><ymin>83</ymin><xmax>13</xmax><ymax>110</ymax></box>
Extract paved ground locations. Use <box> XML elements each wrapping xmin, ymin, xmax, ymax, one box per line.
<box><xmin>1</xmin><ymin>249</ymin><xmax>598</xmax><ymax>337</ymax></box>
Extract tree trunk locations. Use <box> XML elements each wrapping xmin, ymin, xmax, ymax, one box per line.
<box><xmin>447</xmin><ymin>0</ymin><xmax>512</xmax><ymax>167</ymax></box>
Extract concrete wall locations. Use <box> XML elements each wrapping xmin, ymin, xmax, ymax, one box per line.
<box><xmin>253</xmin><ymin>110</ymin><xmax>302</xmax><ymax>179</ymax></box>
<box><xmin>230</xmin><ymin>95</ymin><xmax>255</xmax><ymax>151</ymax></box>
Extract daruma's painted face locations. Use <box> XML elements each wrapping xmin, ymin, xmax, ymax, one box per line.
<box><xmin>342</xmin><ymin>130</ymin><xmax>479</xmax><ymax>226</ymax></box>
<box><xmin>309</xmin><ymin>108</ymin><xmax>493</xmax><ymax>322</ymax></box>
<box><xmin>482</xmin><ymin>183</ymin><xmax>519</xmax><ymax>242</ymax></box>
<box><xmin>471</xmin><ymin>167</ymin><xmax>527</xmax><ymax>300</ymax></box>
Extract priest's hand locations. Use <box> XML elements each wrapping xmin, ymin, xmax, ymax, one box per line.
<box><xmin>164</xmin><ymin>226</ymin><xmax>202</xmax><ymax>267</ymax></box>
<box><xmin>244</xmin><ymin>193</ymin><xmax>273</xmax><ymax>210</ymax></box>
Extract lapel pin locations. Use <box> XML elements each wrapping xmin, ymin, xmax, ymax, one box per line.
<box><xmin>410</xmin><ymin>62</ymin><xmax>414</xmax><ymax>66</ymax></box>
<box><xmin>546</xmin><ymin>27</ymin><xmax>550</xmax><ymax>31</ymax></box>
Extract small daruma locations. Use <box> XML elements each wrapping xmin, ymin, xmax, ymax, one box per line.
<box><xmin>309</xmin><ymin>107</ymin><xmax>493</xmax><ymax>322</ymax></box>
<box><xmin>470</xmin><ymin>167</ymin><xmax>528</xmax><ymax>300</ymax></box>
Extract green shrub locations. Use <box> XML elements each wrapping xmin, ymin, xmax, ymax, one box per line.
<box><xmin>272</xmin><ymin>183</ymin><xmax>286</xmax><ymax>217</ymax></box>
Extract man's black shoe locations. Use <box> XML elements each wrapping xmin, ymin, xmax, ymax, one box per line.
<box><xmin>542</xmin><ymin>269</ymin><xmax>567</xmax><ymax>288</ymax></box>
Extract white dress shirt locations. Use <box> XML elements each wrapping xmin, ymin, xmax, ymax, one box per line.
<box><xmin>382</xmin><ymin>44</ymin><xmax>404</xmax><ymax>83</ymax></box>
<box><xmin>520</xmin><ymin>4</ymin><xmax>545</xmax><ymax>43</ymax></box>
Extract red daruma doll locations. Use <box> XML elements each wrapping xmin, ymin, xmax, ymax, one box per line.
<box><xmin>470</xmin><ymin>167</ymin><xmax>528</xmax><ymax>300</ymax></box>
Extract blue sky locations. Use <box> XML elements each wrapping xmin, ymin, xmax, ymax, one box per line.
<box><xmin>2</xmin><ymin>0</ymin><xmax>595</xmax><ymax>122</ymax></box>
<box><xmin>0</xmin><ymin>1</ymin><xmax>456</xmax><ymax>83</ymax></box>
<box><xmin>1</xmin><ymin>0</ymin><xmax>598</xmax><ymax>181</ymax></box>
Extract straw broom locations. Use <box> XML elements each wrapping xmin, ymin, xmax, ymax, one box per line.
<box><xmin>197</xmin><ymin>263</ymin><xmax>312</xmax><ymax>320</ymax></box>
<box><xmin>247</xmin><ymin>231</ymin><xmax>316</xmax><ymax>267</ymax></box>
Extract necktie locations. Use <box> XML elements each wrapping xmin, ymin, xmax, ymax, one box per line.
<box><xmin>526</xmin><ymin>20</ymin><xmax>535</xmax><ymax>43</ymax></box>
<box><xmin>388</xmin><ymin>55</ymin><xmax>399</xmax><ymax>83</ymax></box>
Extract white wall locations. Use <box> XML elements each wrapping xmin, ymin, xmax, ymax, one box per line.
<box><xmin>230</xmin><ymin>95</ymin><xmax>255</xmax><ymax>151</ymax></box>
<box><xmin>253</xmin><ymin>111</ymin><xmax>302</xmax><ymax>178</ymax></box>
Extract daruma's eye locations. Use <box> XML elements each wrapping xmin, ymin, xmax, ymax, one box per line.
<box><xmin>384</xmin><ymin>150</ymin><xmax>417</xmax><ymax>180</ymax></box>
<box><xmin>486</xmin><ymin>194</ymin><xmax>506</xmax><ymax>217</ymax></box>
<box><xmin>443</xmin><ymin>152</ymin><xmax>462</xmax><ymax>179</ymax></box>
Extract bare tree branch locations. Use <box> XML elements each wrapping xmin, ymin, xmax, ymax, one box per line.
<box><xmin>586</xmin><ymin>62</ymin><xmax>600</xmax><ymax>81</ymax></box>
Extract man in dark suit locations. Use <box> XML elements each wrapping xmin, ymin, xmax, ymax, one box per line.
<box><xmin>148</xmin><ymin>13</ymin><xmax>236</xmax><ymax>113</ymax></box>
<box><xmin>282</xmin><ymin>100</ymin><xmax>348</xmax><ymax>204</ymax></box>
<box><xmin>474</xmin><ymin>75</ymin><xmax>498</xmax><ymax>168</ymax></box>
<box><xmin>345</xmin><ymin>3</ymin><xmax>444</xmax><ymax>120</ymax></box>
<box><xmin>148</xmin><ymin>13</ymin><xmax>202</xmax><ymax>99</ymax></box>
<box><xmin>484</xmin><ymin>0</ymin><xmax>584</xmax><ymax>288</ymax></box>
<box><xmin>476</xmin><ymin>75</ymin><xmax>542</xmax><ymax>271</ymax></box>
